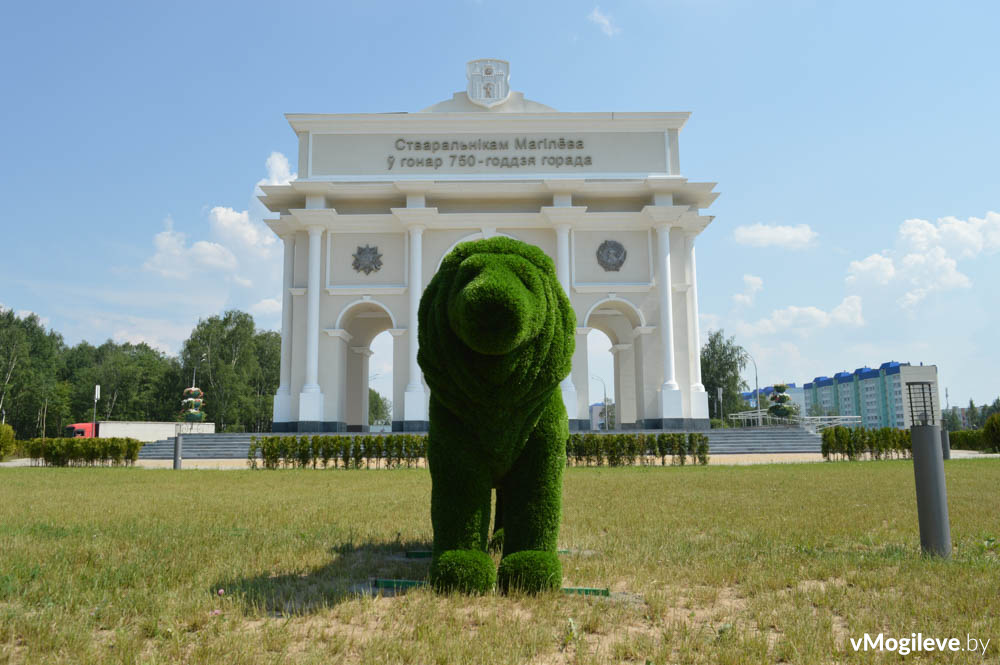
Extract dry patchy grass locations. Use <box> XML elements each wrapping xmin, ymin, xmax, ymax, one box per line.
<box><xmin>1</xmin><ymin>460</ymin><xmax>998</xmax><ymax>663</ymax></box>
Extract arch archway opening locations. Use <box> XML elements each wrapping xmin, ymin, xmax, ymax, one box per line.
<box><xmin>584</xmin><ymin>298</ymin><xmax>644</xmax><ymax>430</ymax></box>
<box><xmin>338</xmin><ymin>301</ymin><xmax>395</xmax><ymax>432</ymax></box>
<box><xmin>587</xmin><ymin>328</ymin><xmax>614</xmax><ymax>430</ymax></box>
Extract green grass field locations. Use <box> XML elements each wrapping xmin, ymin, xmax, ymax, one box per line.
<box><xmin>1</xmin><ymin>461</ymin><xmax>998</xmax><ymax>664</ymax></box>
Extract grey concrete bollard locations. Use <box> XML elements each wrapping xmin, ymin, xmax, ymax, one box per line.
<box><xmin>173</xmin><ymin>434</ymin><xmax>183</xmax><ymax>470</ymax></box>
<box><xmin>940</xmin><ymin>429</ymin><xmax>950</xmax><ymax>460</ymax></box>
<box><xmin>911</xmin><ymin>424</ymin><xmax>951</xmax><ymax>557</ymax></box>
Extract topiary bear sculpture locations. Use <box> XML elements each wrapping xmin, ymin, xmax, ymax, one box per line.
<box><xmin>418</xmin><ymin>236</ymin><xmax>575</xmax><ymax>594</ymax></box>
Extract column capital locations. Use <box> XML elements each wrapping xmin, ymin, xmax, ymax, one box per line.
<box><xmin>323</xmin><ymin>329</ymin><xmax>353</xmax><ymax>342</ymax></box>
<box><xmin>391</xmin><ymin>207</ymin><xmax>437</xmax><ymax>228</ymax></box>
<box><xmin>350</xmin><ymin>346</ymin><xmax>375</xmax><ymax>358</ymax></box>
<box><xmin>610</xmin><ymin>343</ymin><xmax>633</xmax><ymax>354</ymax></box>
<box><xmin>540</xmin><ymin>206</ymin><xmax>587</xmax><ymax>227</ymax></box>
<box><xmin>575</xmin><ymin>326</ymin><xmax>592</xmax><ymax>335</ymax></box>
<box><xmin>387</xmin><ymin>328</ymin><xmax>407</xmax><ymax>337</ymax></box>
<box><xmin>306</xmin><ymin>224</ymin><xmax>325</xmax><ymax>237</ymax></box>
<box><xmin>290</xmin><ymin>208</ymin><xmax>337</xmax><ymax>228</ymax></box>
<box><xmin>643</xmin><ymin>205</ymin><xmax>686</xmax><ymax>227</ymax></box>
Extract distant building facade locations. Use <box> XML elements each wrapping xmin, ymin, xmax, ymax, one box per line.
<box><xmin>803</xmin><ymin>362</ymin><xmax>940</xmax><ymax>429</ymax></box>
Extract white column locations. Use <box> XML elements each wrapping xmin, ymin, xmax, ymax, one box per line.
<box><xmin>403</xmin><ymin>225</ymin><xmax>427</xmax><ymax>422</ymax></box>
<box><xmin>553</xmin><ymin>223</ymin><xmax>578</xmax><ymax>419</ymax></box>
<box><xmin>298</xmin><ymin>225</ymin><xmax>324</xmax><ymax>422</ymax></box>
<box><xmin>686</xmin><ymin>233</ymin><xmax>709</xmax><ymax>419</ymax></box>
<box><xmin>273</xmin><ymin>234</ymin><xmax>295</xmax><ymax>424</ymax></box>
<box><xmin>655</xmin><ymin>224</ymin><xmax>682</xmax><ymax>419</ymax></box>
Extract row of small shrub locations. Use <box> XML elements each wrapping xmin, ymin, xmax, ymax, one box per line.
<box><xmin>950</xmin><ymin>425</ymin><xmax>1000</xmax><ymax>453</ymax></box>
<box><xmin>247</xmin><ymin>434</ymin><xmax>428</xmax><ymax>470</ymax></box>
<box><xmin>567</xmin><ymin>432</ymin><xmax>709</xmax><ymax>466</ymax></box>
<box><xmin>23</xmin><ymin>437</ymin><xmax>143</xmax><ymax>467</ymax></box>
<box><xmin>821</xmin><ymin>426</ymin><xmax>912</xmax><ymax>461</ymax></box>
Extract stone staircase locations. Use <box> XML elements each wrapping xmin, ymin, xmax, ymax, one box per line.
<box><xmin>138</xmin><ymin>426</ymin><xmax>821</xmax><ymax>460</ymax></box>
<box><xmin>704</xmin><ymin>426</ymin><xmax>821</xmax><ymax>454</ymax></box>
<box><xmin>137</xmin><ymin>433</ymin><xmax>261</xmax><ymax>460</ymax></box>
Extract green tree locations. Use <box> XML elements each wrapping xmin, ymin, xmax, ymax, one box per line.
<box><xmin>967</xmin><ymin>399</ymin><xmax>980</xmax><ymax>429</ymax></box>
<box><xmin>942</xmin><ymin>408</ymin><xmax>962</xmax><ymax>432</ymax></box>
<box><xmin>368</xmin><ymin>388</ymin><xmax>391</xmax><ymax>426</ymax></box>
<box><xmin>983</xmin><ymin>413</ymin><xmax>1000</xmax><ymax>453</ymax></box>
<box><xmin>0</xmin><ymin>309</ymin><xmax>67</xmax><ymax>439</ymax></box>
<box><xmin>700</xmin><ymin>329</ymin><xmax>750</xmax><ymax>421</ymax></box>
<box><xmin>181</xmin><ymin>310</ymin><xmax>260</xmax><ymax>431</ymax></box>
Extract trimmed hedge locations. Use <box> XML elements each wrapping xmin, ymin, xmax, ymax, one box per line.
<box><xmin>567</xmin><ymin>432</ymin><xmax>709</xmax><ymax>466</ymax></box>
<box><xmin>247</xmin><ymin>434</ymin><xmax>428</xmax><ymax>470</ymax></box>
<box><xmin>0</xmin><ymin>423</ymin><xmax>15</xmax><ymax>459</ymax></box>
<box><xmin>950</xmin><ymin>425</ymin><xmax>1000</xmax><ymax>453</ymax></box>
<box><xmin>820</xmin><ymin>426</ymin><xmax>911</xmax><ymax>461</ymax></box>
<box><xmin>248</xmin><ymin>432</ymin><xmax>712</xmax><ymax>469</ymax></box>
<box><xmin>24</xmin><ymin>437</ymin><xmax>143</xmax><ymax>467</ymax></box>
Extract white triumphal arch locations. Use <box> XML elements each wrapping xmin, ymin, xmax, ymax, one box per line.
<box><xmin>260</xmin><ymin>60</ymin><xmax>717</xmax><ymax>433</ymax></box>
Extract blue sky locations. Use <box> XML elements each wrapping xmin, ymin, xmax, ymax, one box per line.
<box><xmin>1</xmin><ymin>0</ymin><xmax>997</xmax><ymax>408</ymax></box>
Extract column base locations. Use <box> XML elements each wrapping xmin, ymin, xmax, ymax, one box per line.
<box><xmin>690</xmin><ymin>389</ymin><xmax>709</xmax><ymax>419</ymax></box>
<box><xmin>403</xmin><ymin>388</ymin><xmax>427</xmax><ymax>421</ymax></box>
<box><xmin>295</xmin><ymin>421</ymin><xmax>347</xmax><ymax>433</ymax></box>
<box><xmin>392</xmin><ymin>420</ymin><xmax>430</xmax><ymax>432</ymax></box>
<box><xmin>298</xmin><ymin>391</ymin><xmax>325</xmax><ymax>422</ymax></box>
<box><xmin>639</xmin><ymin>418</ymin><xmax>711</xmax><ymax>431</ymax></box>
<box><xmin>272</xmin><ymin>389</ymin><xmax>293</xmax><ymax>423</ymax></box>
<box><xmin>660</xmin><ymin>387</ymin><xmax>683</xmax><ymax>419</ymax></box>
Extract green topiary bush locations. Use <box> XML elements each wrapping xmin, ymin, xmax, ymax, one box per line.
<box><xmin>429</xmin><ymin>549</ymin><xmax>496</xmax><ymax>594</ymax></box>
<box><xmin>418</xmin><ymin>237</ymin><xmax>575</xmax><ymax>594</ymax></box>
<box><xmin>497</xmin><ymin>549</ymin><xmax>562</xmax><ymax>594</ymax></box>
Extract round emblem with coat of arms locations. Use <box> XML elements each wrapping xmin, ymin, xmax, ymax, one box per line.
<box><xmin>596</xmin><ymin>240</ymin><xmax>627</xmax><ymax>272</ymax></box>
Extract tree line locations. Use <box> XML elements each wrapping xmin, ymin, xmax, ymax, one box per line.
<box><xmin>0</xmin><ymin>308</ymin><xmax>281</xmax><ymax>440</ymax></box>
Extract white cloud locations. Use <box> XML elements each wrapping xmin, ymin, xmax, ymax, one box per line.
<box><xmin>899</xmin><ymin>212</ymin><xmax>1000</xmax><ymax>258</ymax></box>
<box><xmin>209</xmin><ymin>206</ymin><xmax>277</xmax><ymax>259</ymax></box>
<box><xmin>256</xmin><ymin>152</ymin><xmax>296</xmax><ymax>188</ymax></box>
<box><xmin>732</xmin><ymin>274</ymin><xmax>763</xmax><ymax>306</ymax></box>
<box><xmin>845</xmin><ymin>212</ymin><xmax>997</xmax><ymax>308</ymax></box>
<box><xmin>587</xmin><ymin>7</ymin><xmax>621</xmax><ymax>36</ymax></box>
<box><xmin>249</xmin><ymin>298</ymin><xmax>282</xmax><ymax>318</ymax></box>
<box><xmin>737</xmin><ymin>295</ymin><xmax>864</xmax><ymax>337</ymax></box>
<box><xmin>732</xmin><ymin>223</ymin><xmax>818</xmax><ymax>250</ymax></box>
<box><xmin>143</xmin><ymin>217</ymin><xmax>239</xmax><ymax>280</ymax></box>
<box><xmin>846</xmin><ymin>253</ymin><xmax>895</xmax><ymax>285</ymax></box>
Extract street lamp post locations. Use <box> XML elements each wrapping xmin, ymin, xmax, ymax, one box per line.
<box><xmin>744</xmin><ymin>351</ymin><xmax>761</xmax><ymax>427</ymax></box>
<box><xmin>591</xmin><ymin>375</ymin><xmax>609</xmax><ymax>430</ymax></box>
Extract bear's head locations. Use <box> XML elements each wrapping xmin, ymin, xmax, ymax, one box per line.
<box><xmin>418</xmin><ymin>237</ymin><xmax>575</xmax><ymax>425</ymax></box>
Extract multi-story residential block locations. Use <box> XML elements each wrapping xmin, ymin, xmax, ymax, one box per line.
<box><xmin>803</xmin><ymin>362</ymin><xmax>940</xmax><ymax>429</ymax></box>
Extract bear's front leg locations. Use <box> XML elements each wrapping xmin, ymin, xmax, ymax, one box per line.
<box><xmin>427</xmin><ymin>397</ymin><xmax>496</xmax><ymax>593</ymax></box>
<box><xmin>496</xmin><ymin>391</ymin><xmax>567</xmax><ymax>593</ymax></box>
